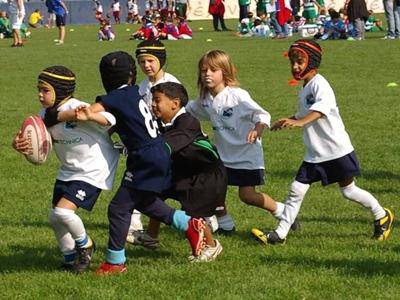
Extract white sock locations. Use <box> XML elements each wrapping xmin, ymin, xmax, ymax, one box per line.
<box><xmin>275</xmin><ymin>181</ymin><xmax>310</xmax><ymax>239</ymax></box>
<box><xmin>340</xmin><ymin>182</ymin><xmax>386</xmax><ymax>220</ymax></box>
<box><xmin>51</xmin><ymin>207</ymin><xmax>87</xmax><ymax>245</ymax></box>
<box><xmin>49</xmin><ymin>208</ymin><xmax>76</xmax><ymax>255</ymax></box>
<box><xmin>217</xmin><ymin>213</ymin><xmax>235</xmax><ymax>230</ymax></box>
<box><xmin>129</xmin><ymin>210</ymin><xmax>143</xmax><ymax>231</ymax></box>
<box><xmin>272</xmin><ymin>202</ymin><xmax>285</xmax><ymax>219</ymax></box>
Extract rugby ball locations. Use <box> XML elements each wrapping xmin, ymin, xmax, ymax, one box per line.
<box><xmin>20</xmin><ymin>116</ymin><xmax>52</xmax><ymax>165</ymax></box>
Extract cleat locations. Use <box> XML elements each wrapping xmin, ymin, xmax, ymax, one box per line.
<box><xmin>59</xmin><ymin>262</ymin><xmax>75</xmax><ymax>272</ymax></box>
<box><xmin>74</xmin><ymin>239</ymin><xmax>96</xmax><ymax>273</ymax></box>
<box><xmin>373</xmin><ymin>208</ymin><xmax>394</xmax><ymax>241</ymax></box>
<box><xmin>251</xmin><ymin>228</ymin><xmax>286</xmax><ymax>245</ymax></box>
<box><xmin>186</xmin><ymin>218</ymin><xmax>206</xmax><ymax>256</ymax></box>
<box><xmin>126</xmin><ymin>230</ymin><xmax>159</xmax><ymax>249</ymax></box>
<box><xmin>96</xmin><ymin>262</ymin><xmax>127</xmax><ymax>275</ymax></box>
<box><xmin>188</xmin><ymin>239</ymin><xmax>223</xmax><ymax>263</ymax></box>
<box><xmin>290</xmin><ymin>218</ymin><xmax>301</xmax><ymax>231</ymax></box>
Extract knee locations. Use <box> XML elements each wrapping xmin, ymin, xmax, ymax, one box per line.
<box><xmin>48</xmin><ymin>208</ymin><xmax>58</xmax><ymax>227</ymax></box>
<box><xmin>238</xmin><ymin>189</ymin><xmax>256</xmax><ymax>205</ymax></box>
<box><xmin>49</xmin><ymin>207</ymin><xmax>75</xmax><ymax>226</ymax></box>
<box><xmin>340</xmin><ymin>181</ymin><xmax>355</xmax><ymax>200</ymax></box>
<box><xmin>287</xmin><ymin>181</ymin><xmax>310</xmax><ymax>202</ymax></box>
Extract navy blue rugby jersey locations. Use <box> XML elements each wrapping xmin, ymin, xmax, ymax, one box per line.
<box><xmin>97</xmin><ymin>85</ymin><xmax>171</xmax><ymax>193</ymax></box>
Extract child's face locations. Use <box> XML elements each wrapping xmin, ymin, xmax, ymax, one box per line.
<box><xmin>138</xmin><ymin>55</ymin><xmax>160</xmax><ymax>77</ymax></box>
<box><xmin>200</xmin><ymin>65</ymin><xmax>225</xmax><ymax>93</ymax></box>
<box><xmin>152</xmin><ymin>91</ymin><xmax>179</xmax><ymax>123</ymax></box>
<box><xmin>289</xmin><ymin>51</ymin><xmax>307</xmax><ymax>79</ymax></box>
<box><xmin>37</xmin><ymin>83</ymin><xmax>55</xmax><ymax>108</ymax></box>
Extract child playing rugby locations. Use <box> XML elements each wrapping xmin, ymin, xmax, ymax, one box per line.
<box><xmin>125</xmin><ymin>39</ymin><xmax>181</xmax><ymax>244</ymax></box>
<box><xmin>12</xmin><ymin>66</ymin><xmax>119</xmax><ymax>273</ymax></box>
<box><xmin>186</xmin><ymin>50</ymin><xmax>292</xmax><ymax>234</ymax></box>
<box><xmin>75</xmin><ymin>51</ymin><xmax>207</xmax><ymax>274</ymax></box>
<box><xmin>253</xmin><ymin>40</ymin><xmax>394</xmax><ymax>245</ymax></box>
<box><xmin>140</xmin><ymin>81</ymin><xmax>226</xmax><ymax>262</ymax></box>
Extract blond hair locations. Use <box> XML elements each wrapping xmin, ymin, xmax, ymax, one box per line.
<box><xmin>197</xmin><ymin>50</ymin><xmax>239</xmax><ymax>99</ymax></box>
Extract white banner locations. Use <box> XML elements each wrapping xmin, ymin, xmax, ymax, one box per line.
<box><xmin>187</xmin><ymin>0</ymin><xmax>384</xmax><ymax>20</ymax></box>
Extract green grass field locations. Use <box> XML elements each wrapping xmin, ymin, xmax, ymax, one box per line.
<box><xmin>0</xmin><ymin>19</ymin><xmax>399</xmax><ymax>299</ymax></box>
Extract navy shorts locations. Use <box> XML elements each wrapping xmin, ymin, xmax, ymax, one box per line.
<box><xmin>56</xmin><ymin>14</ymin><xmax>66</xmax><ymax>27</ymax></box>
<box><xmin>225</xmin><ymin>167</ymin><xmax>265</xmax><ymax>186</ymax></box>
<box><xmin>52</xmin><ymin>180</ymin><xmax>102</xmax><ymax>211</ymax></box>
<box><xmin>295</xmin><ymin>151</ymin><xmax>361</xmax><ymax>186</ymax></box>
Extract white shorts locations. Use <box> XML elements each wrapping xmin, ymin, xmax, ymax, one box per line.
<box><xmin>10</xmin><ymin>11</ymin><xmax>25</xmax><ymax>30</ymax></box>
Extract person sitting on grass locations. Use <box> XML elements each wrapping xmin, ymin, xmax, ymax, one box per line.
<box><xmin>252</xmin><ymin>40</ymin><xmax>394</xmax><ymax>245</ymax></box>
<box><xmin>0</xmin><ymin>10</ymin><xmax>12</xmax><ymax>38</ymax></box>
<box><xmin>98</xmin><ymin>18</ymin><xmax>115</xmax><ymax>41</ymax></box>
<box><xmin>28</xmin><ymin>9</ymin><xmax>44</xmax><ymax>28</ymax></box>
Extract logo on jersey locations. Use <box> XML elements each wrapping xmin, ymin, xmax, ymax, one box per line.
<box><xmin>221</xmin><ymin>108</ymin><xmax>233</xmax><ymax>119</ymax></box>
<box><xmin>76</xmin><ymin>190</ymin><xmax>86</xmax><ymax>201</ymax></box>
<box><xmin>305</xmin><ymin>94</ymin><xmax>315</xmax><ymax>106</ymax></box>
<box><xmin>124</xmin><ymin>171</ymin><xmax>133</xmax><ymax>182</ymax></box>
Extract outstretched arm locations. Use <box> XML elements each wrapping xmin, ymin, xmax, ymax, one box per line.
<box><xmin>271</xmin><ymin>111</ymin><xmax>323</xmax><ymax>131</ymax></box>
<box><xmin>75</xmin><ymin>105</ymin><xmax>110</xmax><ymax>126</ymax></box>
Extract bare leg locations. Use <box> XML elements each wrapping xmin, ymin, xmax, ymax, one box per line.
<box><xmin>239</xmin><ymin>186</ymin><xmax>277</xmax><ymax>212</ymax></box>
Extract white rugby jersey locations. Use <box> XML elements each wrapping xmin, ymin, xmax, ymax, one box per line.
<box><xmin>40</xmin><ymin>98</ymin><xmax>119</xmax><ymax>190</ymax></box>
<box><xmin>186</xmin><ymin>86</ymin><xmax>271</xmax><ymax>170</ymax></box>
<box><xmin>138</xmin><ymin>72</ymin><xmax>180</xmax><ymax>108</ymax></box>
<box><xmin>295</xmin><ymin>74</ymin><xmax>354</xmax><ymax>163</ymax></box>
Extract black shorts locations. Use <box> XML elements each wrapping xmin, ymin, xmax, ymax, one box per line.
<box><xmin>165</xmin><ymin>162</ymin><xmax>228</xmax><ymax>218</ymax></box>
<box><xmin>295</xmin><ymin>151</ymin><xmax>361</xmax><ymax>186</ymax></box>
<box><xmin>226</xmin><ymin>167</ymin><xmax>265</xmax><ymax>186</ymax></box>
<box><xmin>55</xmin><ymin>14</ymin><xmax>66</xmax><ymax>27</ymax></box>
<box><xmin>52</xmin><ymin>180</ymin><xmax>102</xmax><ymax>211</ymax></box>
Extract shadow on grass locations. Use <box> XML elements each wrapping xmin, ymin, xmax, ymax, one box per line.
<box><xmin>0</xmin><ymin>245</ymin><xmax>61</xmax><ymax>274</ymax></box>
<box><xmin>261</xmin><ymin>254</ymin><xmax>400</xmax><ymax>277</ymax></box>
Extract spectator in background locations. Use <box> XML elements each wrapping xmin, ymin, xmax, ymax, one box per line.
<box><xmin>29</xmin><ymin>9</ymin><xmax>44</xmax><ymax>28</ymax></box>
<box><xmin>290</xmin><ymin>0</ymin><xmax>300</xmax><ymax>16</ymax></box>
<box><xmin>8</xmin><ymin>0</ymin><xmax>25</xmax><ymax>47</ymax></box>
<box><xmin>365</xmin><ymin>10</ymin><xmax>384</xmax><ymax>32</ymax></box>
<box><xmin>177</xmin><ymin>16</ymin><xmax>193</xmax><ymax>38</ymax></box>
<box><xmin>0</xmin><ymin>10</ymin><xmax>12</xmax><ymax>38</ymax></box>
<box><xmin>209</xmin><ymin>0</ymin><xmax>229</xmax><ymax>31</ymax></box>
<box><xmin>382</xmin><ymin>0</ymin><xmax>400</xmax><ymax>39</ymax></box>
<box><xmin>126</xmin><ymin>0</ymin><xmax>139</xmax><ymax>23</ymax></box>
<box><xmin>345</xmin><ymin>0</ymin><xmax>368</xmax><ymax>40</ymax></box>
<box><xmin>319</xmin><ymin>9</ymin><xmax>347</xmax><ymax>39</ymax></box>
<box><xmin>94</xmin><ymin>0</ymin><xmax>103</xmax><ymax>21</ymax></box>
<box><xmin>46</xmin><ymin>5</ymin><xmax>56</xmax><ymax>28</ymax></box>
<box><xmin>130</xmin><ymin>16</ymin><xmax>158</xmax><ymax>40</ymax></box>
<box><xmin>110</xmin><ymin>0</ymin><xmax>121</xmax><ymax>24</ymax></box>
<box><xmin>175</xmin><ymin>0</ymin><xmax>189</xmax><ymax>19</ymax></box>
<box><xmin>239</xmin><ymin>0</ymin><xmax>250</xmax><ymax>21</ymax></box>
<box><xmin>46</xmin><ymin>0</ymin><xmax>69</xmax><ymax>45</ymax></box>
<box><xmin>98</xmin><ymin>18</ymin><xmax>115</xmax><ymax>40</ymax></box>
